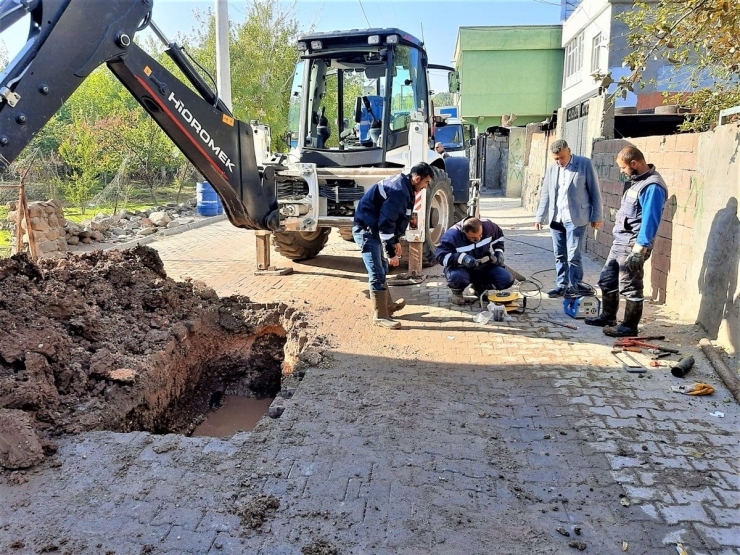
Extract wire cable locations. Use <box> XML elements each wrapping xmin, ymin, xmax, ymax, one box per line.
<box><xmin>357</xmin><ymin>0</ymin><xmax>371</xmax><ymax>27</ymax></box>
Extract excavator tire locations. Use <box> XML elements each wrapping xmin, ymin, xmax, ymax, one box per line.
<box><xmin>453</xmin><ymin>203</ymin><xmax>468</xmax><ymax>223</ymax></box>
<box><xmin>337</xmin><ymin>227</ymin><xmax>355</xmax><ymax>242</ymax></box>
<box><xmin>420</xmin><ymin>167</ymin><xmax>454</xmax><ymax>267</ymax></box>
<box><xmin>272</xmin><ymin>228</ymin><xmax>331</xmax><ymax>261</ymax></box>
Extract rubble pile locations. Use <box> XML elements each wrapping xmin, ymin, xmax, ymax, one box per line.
<box><xmin>0</xmin><ymin>246</ymin><xmax>312</xmax><ymax>470</ymax></box>
<box><xmin>69</xmin><ymin>200</ymin><xmax>201</xmax><ymax>245</ymax></box>
<box><xmin>4</xmin><ymin>199</ymin><xmax>205</xmax><ymax>256</ymax></box>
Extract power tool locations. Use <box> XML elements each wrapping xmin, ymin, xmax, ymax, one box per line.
<box><xmin>563</xmin><ymin>296</ymin><xmax>600</xmax><ymax>319</ymax></box>
<box><xmin>481</xmin><ymin>290</ymin><xmax>527</xmax><ymax>314</ymax></box>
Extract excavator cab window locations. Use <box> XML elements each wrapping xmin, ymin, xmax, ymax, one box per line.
<box><xmin>296</xmin><ymin>52</ymin><xmax>387</xmax><ymax>151</ymax></box>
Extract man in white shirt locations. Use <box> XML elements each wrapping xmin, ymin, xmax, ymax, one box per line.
<box><xmin>534</xmin><ymin>139</ymin><xmax>603</xmax><ymax>298</ymax></box>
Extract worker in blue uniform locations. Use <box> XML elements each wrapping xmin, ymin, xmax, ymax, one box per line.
<box><xmin>585</xmin><ymin>146</ymin><xmax>668</xmax><ymax>337</ymax></box>
<box><xmin>353</xmin><ymin>162</ymin><xmax>434</xmax><ymax>329</ymax></box>
<box><xmin>435</xmin><ymin>217</ymin><xmax>515</xmax><ymax>305</ymax></box>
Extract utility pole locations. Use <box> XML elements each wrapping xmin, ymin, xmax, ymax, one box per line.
<box><xmin>215</xmin><ymin>0</ymin><xmax>232</xmax><ymax>111</ymax></box>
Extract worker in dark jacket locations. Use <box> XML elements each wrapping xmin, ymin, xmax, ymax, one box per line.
<box><xmin>435</xmin><ymin>217</ymin><xmax>516</xmax><ymax>305</ymax></box>
<box><xmin>353</xmin><ymin>162</ymin><xmax>434</xmax><ymax>329</ymax></box>
<box><xmin>585</xmin><ymin>146</ymin><xmax>668</xmax><ymax>337</ymax></box>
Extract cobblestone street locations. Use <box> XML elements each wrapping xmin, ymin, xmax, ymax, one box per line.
<box><xmin>1</xmin><ymin>193</ymin><xmax>738</xmax><ymax>554</ymax></box>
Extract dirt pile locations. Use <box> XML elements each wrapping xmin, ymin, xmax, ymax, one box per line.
<box><xmin>0</xmin><ymin>246</ymin><xmax>314</xmax><ymax>470</ymax></box>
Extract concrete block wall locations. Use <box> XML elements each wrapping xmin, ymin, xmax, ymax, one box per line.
<box><xmin>521</xmin><ymin>130</ymin><xmax>551</xmax><ymax>214</ymax></box>
<box><xmin>588</xmin><ymin>126</ymin><xmax>740</xmax><ymax>353</ymax></box>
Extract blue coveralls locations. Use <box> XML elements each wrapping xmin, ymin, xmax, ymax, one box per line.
<box><xmin>597</xmin><ymin>165</ymin><xmax>668</xmax><ymax>301</ymax></box>
<box><xmin>352</xmin><ymin>173</ymin><xmax>414</xmax><ymax>291</ymax></box>
<box><xmin>435</xmin><ymin>219</ymin><xmax>515</xmax><ymax>293</ymax></box>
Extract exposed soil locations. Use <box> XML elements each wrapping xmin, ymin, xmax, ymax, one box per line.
<box><xmin>0</xmin><ymin>247</ymin><xmax>316</xmax><ymax>470</ymax></box>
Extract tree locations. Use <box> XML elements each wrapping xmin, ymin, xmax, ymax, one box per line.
<box><xmin>186</xmin><ymin>0</ymin><xmax>301</xmax><ymax>149</ymax></box>
<box><xmin>620</xmin><ymin>0</ymin><xmax>740</xmax><ymax>130</ymax></box>
<box><xmin>432</xmin><ymin>92</ymin><xmax>454</xmax><ymax>108</ymax></box>
<box><xmin>56</xmin><ymin>114</ymin><xmax>113</xmax><ymax>213</ymax></box>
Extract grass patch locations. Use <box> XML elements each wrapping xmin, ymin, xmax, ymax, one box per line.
<box><xmin>0</xmin><ymin>205</ymin><xmax>11</xmax><ymax>257</ymax></box>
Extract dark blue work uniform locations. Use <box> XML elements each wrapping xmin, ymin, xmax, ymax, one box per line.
<box><xmin>597</xmin><ymin>165</ymin><xmax>668</xmax><ymax>301</ymax></box>
<box><xmin>352</xmin><ymin>172</ymin><xmax>414</xmax><ymax>291</ymax></box>
<box><xmin>435</xmin><ymin>219</ymin><xmax>515</xmax><ymax>293</ymax></box>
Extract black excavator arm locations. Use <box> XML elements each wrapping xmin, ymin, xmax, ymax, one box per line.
<box><xmin>0</xmin><ymin>0</ymin><xmax>280</xmax><ymax>230</ymax></box>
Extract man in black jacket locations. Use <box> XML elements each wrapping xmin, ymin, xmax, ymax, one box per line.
<box><xmin>435</xmin><ymin>217</ymin><xmax>515</xmax><ymax>305</ymax></box>
<box><xmin>353</xmin><ymin>162</ymin><xmax>434</xmax><ymax>328</ymax></box>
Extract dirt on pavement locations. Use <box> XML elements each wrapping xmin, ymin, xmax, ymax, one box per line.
<box><xmin>0</xmin><ymin>247</ymin><xmax>313</xmax><ymax>470</ymax></box>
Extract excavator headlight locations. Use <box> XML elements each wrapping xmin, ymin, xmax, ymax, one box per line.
<box><xmin>367</xmin><ymin>35</ymin><xmax>380</xmax><ymax>45</ymax></box>
<box><xmin>297</xmin><ymin>41</ymin><xmax>307</xmax><ymax>51</ymax></box>
<box><xmin>386</xmin><ymin>35</ymin><xmax>399</xmax><ymax>45</ymax></box>
<box><xmin>310</xmin><ymin>40</ymin><xmax>323</xmax><ymax>50</ymax></box>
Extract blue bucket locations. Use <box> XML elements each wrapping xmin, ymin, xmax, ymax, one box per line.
<box><xmin>196</xmin><ymin>181</ymin><xmax>223</xmax><ymax>217</ymax></box>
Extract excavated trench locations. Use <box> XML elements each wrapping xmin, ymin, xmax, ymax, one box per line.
<box><xmin>0</xmin><ymin>247</ymin><xmax>318</xmax><ymax>470</ymax></box>
<box><xmin>131</xmin><ymin>330</ymin><xmax>288</xmax><ymax>436</ymax></box>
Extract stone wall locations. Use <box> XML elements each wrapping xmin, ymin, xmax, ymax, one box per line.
<box><xmin>588</xmin><ymin>125</ymin><xmax>740</xmax><ymax>353</ymax></box>
<box><xmin>8</xmin><ymin>199</ymin><xmax>68</xmax><ymax>257</ymax></box>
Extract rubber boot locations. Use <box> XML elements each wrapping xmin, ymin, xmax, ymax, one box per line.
<box><xmin>450</xmin><ymin>289</ymin><xmax>474</xmax><ymax>305</ymax></box>
<box><xmin>584</xmin><ymin>290</ymin><xmax>619</xmax><ymax>327</ymax></box>
<box><xmin>604</xmin><ymin>300</ymin><xmax>643</xmax><ymax>337</ymax></box>
<box><xmin>384</xmin><ymin>282</ymin><xmax>405</xmax><ymax>315</ymax></box>
<box><xmin>370</xmin><ymin>289</ymin><xmax>401</xmax><ymax>329</ymax></box>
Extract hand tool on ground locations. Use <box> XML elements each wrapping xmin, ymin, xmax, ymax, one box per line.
<box><xmin>648</xmin><ymin>350</ymin><xmax>673</xmax><ymax>359</ymax></box>
<box><xmin>538</xmin><ymin>318</ymin><xmax>578</xmax><ymax>330</ymax></box>
<box><xmin>613</xmin><ymin>339</ymin><xmax>679</xmax><ymax>353</ymax></box>
<box><xmin>612</xmin><ymin>350</ymin><xmax>646</xmax><ymax>373</ymax></box>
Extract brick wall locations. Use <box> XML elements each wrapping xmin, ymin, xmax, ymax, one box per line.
<box><xmin>588</xmin><ymin>127</ymin><xmax>739</xmax><ymax>353</ymax></box>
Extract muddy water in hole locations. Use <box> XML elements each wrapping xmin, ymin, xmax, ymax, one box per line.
<box><xmin>192</xmin><ymin>395</ymin><xmax>274</xmax><ymax>437</ymax></box>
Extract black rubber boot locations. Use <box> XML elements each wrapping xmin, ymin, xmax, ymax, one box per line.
<box><xmin>603</xmin><ymin>300</ymin><xmax>643</xmax><ymax>337</ymax></box>
<box><xmin>585</xmin><ymin>290</ymin><xmax>619</xmax><ymax>327</ymax></box>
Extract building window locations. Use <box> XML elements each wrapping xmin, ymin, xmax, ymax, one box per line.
<box><xmin>591</xmin><ymin>33</ymin><xmax>602</xmax><ymax>74</ymax></box>
<box><xmin>563</xmin><ymin>32</ymin><xmax>584</xmax><ymax>88</ymax></box>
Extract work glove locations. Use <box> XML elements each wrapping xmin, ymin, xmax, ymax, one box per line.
<box><xmin>457</xmin><ymin>253</ymin><xmax>477</xmax><ymax>269</ymax></box>
<box><xmin>492</xmin><ymin>249</ymin><xmax>505</xmax><ymax>267</ymax></box>
<box><xmin>671</xmin><ymin>382</ymin><xmax>715</xmax><ymax>396</ymax></box>
<box><xmin>625</xmin><ymin>251</ymin><xmax>645</xmax><ymax>272</ymax></box>
<box><xmin>383</xmin><ymin>240</ymin><xmax>397</xmax><ymax>260</ymax></box>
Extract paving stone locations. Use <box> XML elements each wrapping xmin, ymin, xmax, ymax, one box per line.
<box><xmin>1</xmin><ymin>195</ymin><xmax>738</xmax><ymax>553</ymax></box>
<box><xmin>659</xmin><ymin>502</ymin><xmax>713</xmax><ymax>525</ymax></box>
<box><xmin>694</xmin><ymin>523</ymin><xmax>740</xmax><ymax>548</ymax></box>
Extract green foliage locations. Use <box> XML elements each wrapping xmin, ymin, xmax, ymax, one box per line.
<box><xmin>8</xmin><ymin>0</ymin><xmax>302</xmax><ymax>210</ymax></box>
<box><xmin>432</xmin><ymin>92</ymin><xmax>454</xmax><ymax>108</ymax></box>
<box><xmin>56</xmin><ymin>113</ymin><xmax>114</xmax><ymax>213</ymax></box>
<box><xmin>187</xmin><ymin>0</ymin><xmax>301</xmax><ymax>149</ymax></box>
<box><xmin>620</xmin><ymin>0</ymin><xmax>740</xmax><ymax>130</ymax></box>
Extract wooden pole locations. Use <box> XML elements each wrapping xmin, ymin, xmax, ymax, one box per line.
<box><xmin>18</xmin><ymin>184</ymin><xmax>38</xmax><ymax>260</ymax></box>
<box><xmin>16</xmin><ymin>157</ymin><xmax>38</xmax><ymax>260</ymax></box>
<box><xmin>14</xmin><ymin>185</ymin><xmax>23</xmax><ymax>255</ymax></box>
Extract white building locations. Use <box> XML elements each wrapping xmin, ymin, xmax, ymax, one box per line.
<box><xmin>559</xmin><ymin>0</ymin><xmax>686</xmax><ymax>155</ymax></box>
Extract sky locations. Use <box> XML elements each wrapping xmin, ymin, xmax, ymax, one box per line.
<box><xmin>1</xmin><ymin>0</ymin><xmax>561</xmax><ymax>92</ymax></box>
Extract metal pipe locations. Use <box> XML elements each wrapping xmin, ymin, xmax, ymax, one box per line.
<box><xmin>700</xmin><ymin>338</ymin><xmax>740</xmax><ymax>404</ymax></box>
<box><xmin>316</xmin><ymin>216</ymin><xmax>354</xmax><ymax>227</ymax></box>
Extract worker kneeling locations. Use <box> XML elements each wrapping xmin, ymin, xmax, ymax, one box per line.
<box><xmin>436</xmin><ymin>217</ymin><xmax>515</xmax><ymax>305</ymax></box>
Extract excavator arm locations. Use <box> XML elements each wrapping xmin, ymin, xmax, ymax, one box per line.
<box><xmin>0</xmin><ymin>0</ymin><xmax>280</xmax><ymax>230</ymax></box>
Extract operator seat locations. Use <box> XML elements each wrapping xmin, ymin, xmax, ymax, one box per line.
<box><xmin>356</xmin><ymin>95</ymin><xmax>384</xmax><ymax>146</ymax></box>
